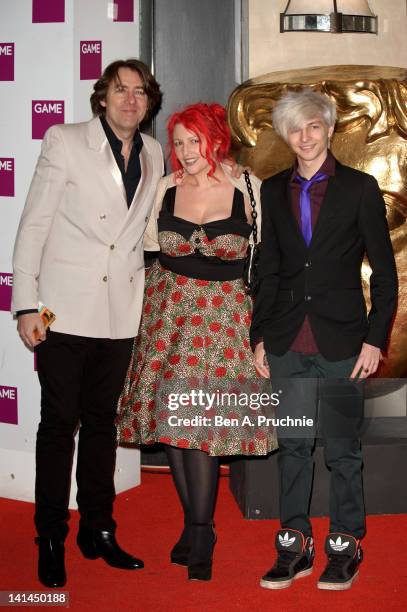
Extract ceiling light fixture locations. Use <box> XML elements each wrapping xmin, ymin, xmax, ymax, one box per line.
<box><xmin>280</xmin><ymin>1</ymin><xmax>378</xmax><ymax>34</ymax></box>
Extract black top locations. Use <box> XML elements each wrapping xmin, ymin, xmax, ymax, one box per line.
<box><xmin>157</xmin><ymin>186</ymin><xmax>252</xmax><ymax>281</ymax></box>
<box><xmin>100</xmin><ymin>116</ymin><xmax>143</xmax><ymax>208</ymax></box>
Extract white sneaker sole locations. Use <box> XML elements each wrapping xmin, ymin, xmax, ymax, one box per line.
<box><xmin>260</xmin><ymin>566</ymin><xmax>313</xmax><ymax>590</ymax></box>
<box><xmin>317</xmin><ymin>570</ymin><xmax>359</xmax><ymax>591</ymax></box>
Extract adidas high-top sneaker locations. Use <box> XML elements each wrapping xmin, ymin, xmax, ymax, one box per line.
<box><xmin>260</xmin><ymin>528</ymin><xmax>314</xmax><ymax>589</ymax></box>
<box><xmin>317</xmin><ymin>533</ymin><xmax>363</xmax><ymax>590</ymax></box>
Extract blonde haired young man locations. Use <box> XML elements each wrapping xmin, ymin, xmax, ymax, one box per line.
<box><xmin>252</xmin><ymin>88</ymin><xmax>397</xmax><ymax>591</ymax></box>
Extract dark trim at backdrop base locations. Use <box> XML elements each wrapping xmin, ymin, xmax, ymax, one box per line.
<box><xmin>230</xmin><ymin>417</ymin><xmax>407</xmax><ymax>518</ymax></box>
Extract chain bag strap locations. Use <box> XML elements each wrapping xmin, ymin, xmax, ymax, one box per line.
<box><xmin>243</xmin><ymin>170</ymin><xmax>260</xmax><ymax>295</ymax></box>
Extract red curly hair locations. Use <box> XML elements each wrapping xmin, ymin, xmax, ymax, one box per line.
<box><xmin>167</xmin><ymin>102</ymin><xmax>231</xmax><ymax>177</ymax></box>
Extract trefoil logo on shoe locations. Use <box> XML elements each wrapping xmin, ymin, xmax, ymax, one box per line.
<box><xmin>329</xmin><ymin>536</ymin><xmax>349</xmax><ymax>552</ymax></box>
<box><xmin>279</xmin><ymin>532</ymin><xmax>296</xmax><ymax>547</ymax></box>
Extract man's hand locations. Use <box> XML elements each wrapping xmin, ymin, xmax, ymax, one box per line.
<box><xmin>17</xmin><ymin>313</ymin><xmax>46</xmax><ymax>349</ymax></box>
<box><xmin>350</xmin><ymin>342</ymin><xmax>382</xmax><ymax>379</ymax></box>
<box><xmin>254</xmin><ymin>341</ymin><xmax>270</xmax><ymax>378</ymax></box>
<box><xmin>223</xmin><ymin>157</ymin><xmax>251</xmax><ymax>179</ymax></box>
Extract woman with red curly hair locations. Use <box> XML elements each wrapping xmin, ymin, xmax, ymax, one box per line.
<box><xmin>117</xmin><ymin>103</ymin><xmax>277</xmax><ymax>580</ymax></box>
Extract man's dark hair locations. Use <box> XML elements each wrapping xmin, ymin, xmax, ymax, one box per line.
<box><xmin>90</xmin><ymin>58</ymin><xmax>162</xmax><ymax>121</ymax></box>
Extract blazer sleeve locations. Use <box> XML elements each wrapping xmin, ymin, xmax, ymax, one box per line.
<box><xmin>358</xmin><ymin>174</ymin><xmax>398</xmax><ymax>349</ymax></box>
<box><xmin>250</xmin><ymin>180</ymin><xmax>281</xmax><ymax>348</ymax></box>
<box><xmin>11</xmin><ymin>126</ymin><xmax>66</xmax><ymax>312</ymax></box>
<box><xmin>143</xmin><ymin>174</ymin><xmax>172</xmax><ymax>252</ymax></box>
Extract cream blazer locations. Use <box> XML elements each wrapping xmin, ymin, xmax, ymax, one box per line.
<box><xmin>143</xmin><ymin>164</ymin><xmax>262</xmax><ymax>252</ymax></box>
<box><xmin>12</xmin><ymin>117</ymin><xmax>164</xmax><ymax>339</ymax></box>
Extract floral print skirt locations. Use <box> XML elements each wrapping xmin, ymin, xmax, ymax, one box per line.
<box><xmin>116</xmin><ymin>260</ymin><xmax>277</xmax><ymax>456</ymax></box>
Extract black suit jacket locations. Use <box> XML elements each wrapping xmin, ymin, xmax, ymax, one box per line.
<box><xmin>250</xmin><ymin>160</ymin><xmax>398</xmax><ymax>361</ymax></box>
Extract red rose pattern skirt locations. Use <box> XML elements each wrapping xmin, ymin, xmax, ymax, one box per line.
<box><xmin>116</xmin><ymin>260</ymin><xmax>277</xmax><ymax>456</ymax></box>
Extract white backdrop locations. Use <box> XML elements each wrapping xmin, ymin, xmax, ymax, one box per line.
<box><xmin>0</xmin><ymin>0</ymin><xmax>141</xmax><ymax>506</ymax></box>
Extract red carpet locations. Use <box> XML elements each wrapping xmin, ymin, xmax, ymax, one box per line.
<box><xmin>0</xmin><ymin>472</ymin><xmax>406</xmax><ymax>611</ymax></box>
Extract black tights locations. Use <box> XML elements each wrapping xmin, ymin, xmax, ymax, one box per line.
<box><xmin>165</xmin><ymin>446</ymin><xmax>219</xmax><ymax>525</ymax></box>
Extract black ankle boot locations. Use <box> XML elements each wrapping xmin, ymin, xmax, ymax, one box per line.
<box><xmin>188</xmin><ymin>523</ymin><xmax>217</xmax><ymax>581</ymax></box>
<box><xmin>77</xmin><ymin>527</ymin><xmax>144</xmax><ymax>570</ymax></box>
<box><xmin>170</xmin><ymin>524</ymin><xmax>191</xmax><ymax>566</ymax></box>
<box><xmin>36</xmin><ymin>537</ymin><xmax>66</xmax><ymax>588</ymax></box>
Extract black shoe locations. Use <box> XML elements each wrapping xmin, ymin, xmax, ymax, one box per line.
<box><xmin>188</xmin><ymin>523</ymin><xmax>217</xmax><ymax>581</ymax></box>
<box><xmin>260</xmin><ymin>529</ymin><xmax>314</xmax><ymax>590</ymax></box>
<box><xmin>317</xmin><ymin>533</ymin><xmax>362</xmax><ymax>590</ymax></box>
<box><xmin>36</xmin><ymin>537</ymin><xmax>66</xmax><ymax>588</ymax></box>
<box><xmin>77</xmin><ymin>528</ymin><xmax>144</xmax><ymax>570</ymax></box>
<box><xmin>170</xmin><ymin>524</ymin><xmax>191</xmax><ymax>566</ymax></box>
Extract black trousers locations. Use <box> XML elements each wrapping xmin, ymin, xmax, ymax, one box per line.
<box><xmin>35</xmin><ymin>331</ymin><xmax>133</xmax><ymax>539</ymax></box>
<box><xmin>267</xmin><ymin>350</ymin><xmax>365</xmax><ymax>539</ymax></box>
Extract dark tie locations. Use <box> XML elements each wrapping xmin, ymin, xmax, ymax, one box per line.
<box><xmin>295</xmin><ymin>172</ymin><xmax>328</xmax><ymax>246</ymax></box>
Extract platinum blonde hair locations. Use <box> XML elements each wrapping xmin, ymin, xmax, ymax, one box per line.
<box><xmin>272</xmin><ymin>88</ymin><xmax>337</xmax><ymax>143</ymax></box>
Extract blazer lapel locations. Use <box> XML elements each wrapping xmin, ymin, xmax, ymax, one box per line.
<box><xmin>282</xmin><ymin>172</ymin><xmax>308</xmax><ymax>248</ymax></box>
<box><xmin>86</xmin><ymin>118</ymin><xmax>128</xmax><ymax>216</ymax></box>
<box><xmin>101</xmin><ymin>139</ymin><xmax>127</xmax><ymax>206</ymax></box>
<box><xmin>308</xmin><ymin>176</ymin><xmax>336</xmax><ymax>248</ymax></box>
<box><xmin>128</xmin><ymin>143</ymin><xmax>152</xmax><ymax>212</ymax></box>
<box><xmin>113</xmin><ymin>140</ymin><xmax>154</xmax><ymax>240</ymax></box>
<box><xmin>309</xmin><ymin>165</ymin><xmax>347</xmax><ymax>249</ymax></box>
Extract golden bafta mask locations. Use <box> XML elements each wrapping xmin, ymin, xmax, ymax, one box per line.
<box><xmin>228</xmin><ymin>66</ymin><xmax>406</xmax><ymax>377</ymax></box>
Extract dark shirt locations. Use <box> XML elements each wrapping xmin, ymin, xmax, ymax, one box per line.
<box><xmin>289</xmin><ymin>151</ymin><xmax>336</xmax><ymax>354</ymax></box>
<box><xmin>100</xmin><ymin>115</ymin><xmax>143</xmax><ymax>208</ymax></box>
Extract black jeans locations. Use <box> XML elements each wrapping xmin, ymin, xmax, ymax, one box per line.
<box><xmin>267</xmin><ymin>350</ymin><xmax>365</xmax><ymax>539</ymax></box>
<box><xmin>35</xmin><ymin>331</ymin><xmax>133</xmax><ymax>539</ymax></box>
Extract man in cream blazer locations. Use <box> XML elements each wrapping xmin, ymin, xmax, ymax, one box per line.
<box><xmin>12</xmin><ymin>59</ymin><xmax>163</xmax><ymax>588</ymax></box>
